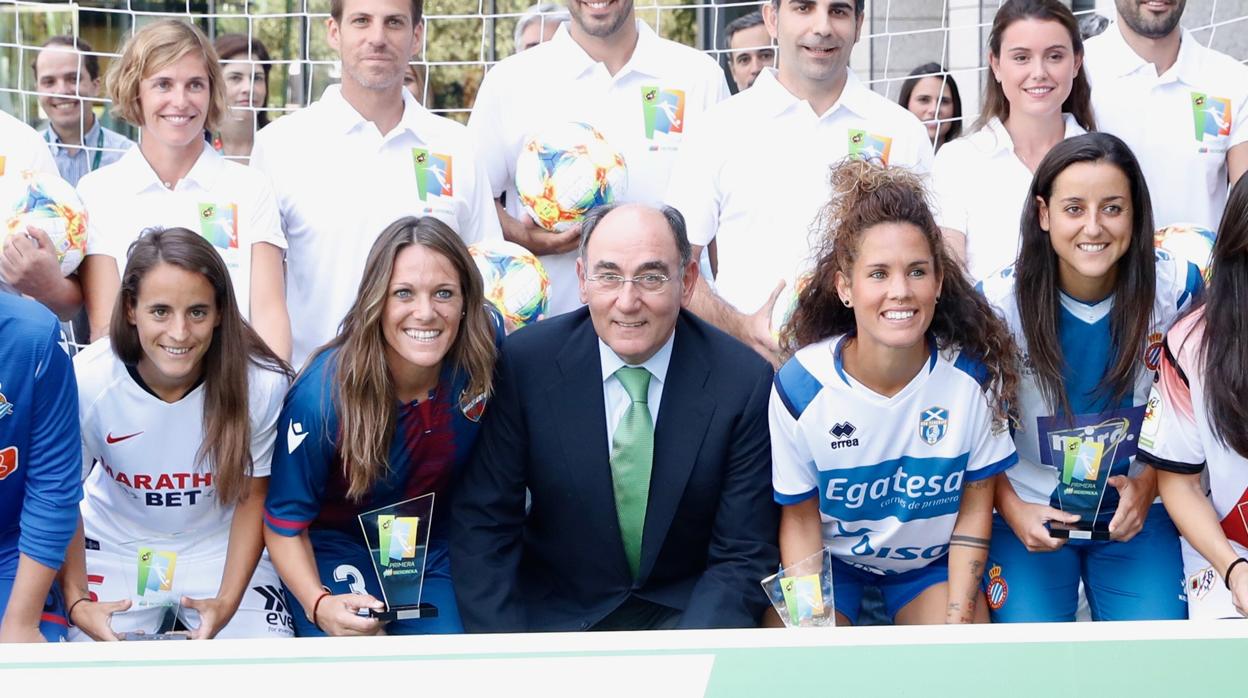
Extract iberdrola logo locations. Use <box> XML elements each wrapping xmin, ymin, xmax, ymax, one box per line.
<box><xmin>641</xmin><ymin>86</ymin><xmax>686</xmax><ymax>139</ymax></box>
<box><xmin>1191</xmin><ymin>92</ymin><xmax>1232</xmax><ymax>141</ymax></box>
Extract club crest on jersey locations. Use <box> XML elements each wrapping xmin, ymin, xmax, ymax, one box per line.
<box><xmin>986</xmin><ymin>564</ymin><xmax>1009</xmax><ymax>610</ymax></box>
<box><xmin>0</xmin><ymin>383</ymin><xmax>13</xmax><ymax>421</ymax></box>
<box><xmin>848</xmin><ymin>129</ymin><xmax>893</xmax><ymax>165</ymax></box>
<box><xmin>920</xmin><ymin>407</ymin><xmax>948</xmax><ymax>445</ymax></box>
<box><xmin>459</xmin><ymin>390</ymin><xmax>487</xmax><ymax>423</ymax></box>
<box><xmin>828</xmin><ymin>421</ymin><xmax>859</xmax><ymax>449</ymax></box>
<box><xmin>1187</xmin><ymin>566</ymin><xmax>1217</xmax><ymax>601</ymax></box>
<box><xmin>413</xmin><ymin>149</ymin><xmax>454</xmax><ymax>201</ymax></box>
<box><xmin>0</xmin><ymin>446</ymin><xmax>17</xmax><ymax>481</ymax></box>
<box><xmin>1144</xmin><ymin>332</ymin><xmax>1164</xmax><ymax>371</ymax></box>
<box><xmin>641</xmin><ymin>86</ymin><xmax>686</xmax><ymax>140</ymax></box>
<box><xmin>1191</xmin><ymin>92</ymin><xmax>1232</xmax><ymax>142</ymax></box>
<box><xmin>198</xmin><ymin>202</ymin><xmax>239</xmax><ymax>249</ymax></box>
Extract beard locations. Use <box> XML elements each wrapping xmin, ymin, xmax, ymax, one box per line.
<box><xmin>1116</xmin><ymin>0</ymin><xmax>1186</xmax><ymax>39</ymax></box>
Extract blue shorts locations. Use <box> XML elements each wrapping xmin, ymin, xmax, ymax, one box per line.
<box><xmin>286</xmin><ymin>531</ymin><xmax>462</xmax><ymax>636</ymax></box>
<box><xmin>983</xmin><ymin>502</ymin><xmax>1187</xmax><ymax>622</ymax></box>
<box><xmin>831</xmin><ymin>556</ymin><xmax>948</xmax><ymax>625</ymax></box>
<box><xmin>0</xmin><ymin>576</ymin><xmax>67</xmax><ymax>641</ymax></box>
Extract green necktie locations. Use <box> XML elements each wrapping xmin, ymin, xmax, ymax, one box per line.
<box><xmin>611</xmin><ymin>366</ymin><xmax>654</xmax><ymax>579</ymax></box>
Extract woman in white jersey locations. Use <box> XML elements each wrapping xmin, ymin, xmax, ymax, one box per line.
<box><xmin>1146</xmin><ymin>175</ymin><xmax>1248</xmax><ymax>618</ymax></box>
<box><xmin>76</xmin><ymin>20</ymin><xmax>290</xmax><ymax>358</ymax></box>
<box><xmin>63</xmin><ymin>228</ymin><xmax>294</xmax><ymax>639</ymax></box>
<box><xmin>979</xmin><ymin>132</ymin><xmax>1199</xmax><ymax>622</ymax></box>
<box><xmin>932</xmin><ymin>0</ymin><xmax>1095</xmax><ymax>282</ymax></box>
<box><xmin>771</xmin><ymin>160</ymin><xmax>1020</xmax><ymax>625</ymax></box>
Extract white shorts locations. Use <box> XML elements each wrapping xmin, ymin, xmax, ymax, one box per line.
<box><xmin>1180</xmin><ymin>537</ymin><xmax>1246</xmax><ymax>620</ymax></box>
<box><xmin>69</xmin><ymin>536</ymin><xmax>294</xmax><ymax>640</ymax></box>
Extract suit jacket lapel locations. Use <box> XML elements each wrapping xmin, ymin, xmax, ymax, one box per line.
<box><xmin>546</xmin><ymin>312</ymin><xmax>630</xmax><ymax>576</ymax></box>
<box><xmin>640</xmin><ymin>313</ymin><xmax>714</xmax><ymax>581</ymax></box>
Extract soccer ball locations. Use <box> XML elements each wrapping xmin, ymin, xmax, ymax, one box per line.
<box><xmin>470</xmin><ymin>239</ymin><xmax>551</xmax><ymax>332</ymax></box>
<box><xmin>1155</xmin><ymin>223</ymin><xmax>1216</xmax><ymax>279</ymax></box>
<box><xmin>514</xmin><ymin>122</ymin><xmax>628</xmax><ymax>233</ymax></box>
<box><xmin>1</xmin><ymin>170</ymin><xmax>88</xmax><ymax>276</ymax></box>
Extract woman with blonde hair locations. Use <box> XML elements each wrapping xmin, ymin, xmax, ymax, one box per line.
<box><xmin>76</xmin><ymin>19</ymin><xmax>290</xmax><ymax>359</ymax></box>
<box><xmin>264</xmin><ymin>216</ymin><xmax>501</xmax><ymax>636</ymax></box>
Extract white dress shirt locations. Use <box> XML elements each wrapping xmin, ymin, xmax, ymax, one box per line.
<box><xmin>599</xmin><ymin>331</ymin><xmax>675</xmax><ymax>453</ymax></box>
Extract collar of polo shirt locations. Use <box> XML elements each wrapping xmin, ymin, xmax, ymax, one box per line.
<box><xmin>1097</xmin><ymin>22</ymin><xmax>1207</xmax><ymax>84</ymax></box>
<box><xmin>751</xmin><ymin>67</ymin><xmax>876</xmax><ymax>121</ymax></box>
<box><xmin>548</xmin><ymin>20</ymin><xmax>667</xmax><ymax>81</ymax></box>
<box><xmin>980</xmin><ymin>113</ymin><xmax>1085</xmax><ymax>156</ymax></box>
<box><xmin>117</xmin><ymin>139</ymin><xmax>221</xmax><ymax>194</ymax></box>
<box><xmin>317</xmin><ymin>82</ymin><xmax>431</xmax><ymax>140</ymax></box>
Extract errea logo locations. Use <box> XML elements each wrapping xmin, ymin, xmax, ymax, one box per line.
<box><xmin>829</xmin><ymin>421</ymin><xmax>859</xmax><ymax>450</ymax></box>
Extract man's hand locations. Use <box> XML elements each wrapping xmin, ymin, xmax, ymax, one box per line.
<box><xmin>499</xmin><ymin>204</ymin><xmax>581</xmax><ymax>256</ymax></box>
<box><xmin>1</xmin><ymin>226</ymin><xmax>65</xmax><ymax>297</ymax></box>
<box><xmin>743</xmin><ymin>280</ymin><xmax>786</xmax><ymax>368</ymax></box>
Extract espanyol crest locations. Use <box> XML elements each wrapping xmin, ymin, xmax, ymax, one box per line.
<box><xmin>920</xmin><ymin>407</ymin><xmax>948</xmax><ymax>445</ymax></box>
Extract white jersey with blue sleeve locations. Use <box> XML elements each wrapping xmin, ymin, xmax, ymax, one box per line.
<box><xmin>770</xmin><ymin>334</ymin><xmax>1017</xmax><ymax>575</ymax></box>
<box><xmin>979</xmin><ymin>250</ymin><xmax>1203</xmax><ymax>516</ymax></box>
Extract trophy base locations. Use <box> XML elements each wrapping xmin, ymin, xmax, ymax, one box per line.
<box><xmin>366</xmin><ymin>603</ymin><xmax>439</xmax><ymax>622</ymax></box>
<box><xmin>1048</xmin><ymin>521</ymin><xmax>1111</xmax><ymax>541</ymax></box>
<box><xmin>116</xmin><ymin>631</ymin><xmax>191</xmax><ymax>641</ymax></box>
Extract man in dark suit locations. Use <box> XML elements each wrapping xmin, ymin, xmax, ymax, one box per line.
<box><xmin>451</xmin><ymin>203</ymin><xmax>777</xmax><ymax>632</ymax></box>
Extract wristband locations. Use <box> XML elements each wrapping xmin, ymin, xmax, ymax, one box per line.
<box><xmin>1225</xmin><ymin>558</ymin><xmax>1248</xmax><ymax>590</ymax></box>
<box><xmin>309</xmin><ymin>590</ymin><xmax>331</xmax><ymax>630</ymax></box>
<box><xmin>66</xmin><ymin>596</ymin><xmax>92</xmax><ymax>626</ymax></box>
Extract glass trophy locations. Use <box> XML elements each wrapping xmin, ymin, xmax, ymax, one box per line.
<box><xmin>357</xmin><ymin>493</ymin><xmax>439</xmax><ymax>621</ymax></box>
<box><xmin>1038</xmin><ymin>407</ymin><xmax>1144</xmax><ymax>541</ymax></box>
<box><xmin>110</xmin><ymin>535</ymin><xmax>192</xmax><ymax>640</ymax></box>
<box><xmin>761</xmin><ymin>547</ymin><xmax>836</xmax><ymax>628</ymax></box>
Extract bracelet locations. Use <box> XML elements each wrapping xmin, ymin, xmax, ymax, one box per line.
<box><xmin>309</xmin><ymin>590</ymin><xmax>331</xmax><ymax>631</ymax></box>
<box><xmin>1225</xmin><ymin>558</ymin><xmax>1248</xmax><ymax>590</ymax></box>
<box><xmin>65</xmin><ymin>596</ymin><xmax>92</xmax><ymax>626</ymax></box>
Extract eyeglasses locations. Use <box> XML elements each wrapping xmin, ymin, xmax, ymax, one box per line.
<box><xmin>585</xmin><ymin>273</ymin><xmax>672</xmax><ymax>294</ymax></box>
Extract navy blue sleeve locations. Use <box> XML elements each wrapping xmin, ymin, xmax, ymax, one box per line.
<box><xmin>264</xmin><ymin>358</ymin><xmax>338</xmax><ymax>537</ymax></box>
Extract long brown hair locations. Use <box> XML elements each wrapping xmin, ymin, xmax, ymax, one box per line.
<box><xmin>974</xmin><ymin>0</ymin><xmax>1096</xmax><ymax>133</ymax></box>
<box><xmin>782</xmin><ymin>159</ymin><xmax>1019</xmax><ymax>427</ymax></box>
<box><xmin>308</xmin><ymin>216</ymin><xmax>496</xmax><ymax>501</ymax></box>
<box><xmin>1015</xmin><ymin>133</ymin><xmax>1156</xmax><ymax>418</ymax></box>
<box><xmin>111</xmin><ymin>228</ymin><xmax>292</xmax><ymax>505</ymax></box>
<box><xmin>212</xmin><ymin>33</ymin><xmax>271</xmax><ymax>129</ymax></box>
<box><xmin>1188</xmin><ymin>175</ymin><xmax>1248</xmax><ymax>457</ymax></box>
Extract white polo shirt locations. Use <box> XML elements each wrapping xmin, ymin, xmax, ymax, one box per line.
<box><xmin>1084</xmin><ymin>22</ymin><xmax>1248</xmax><ymax>230</ymax></box>
<box><xmin>0</xmin><ymin>110</ymin><xmax>58</xmax><ymax>181</ymax></box>
<box><xmin>469</xmin><ymin>20</ymin><xmax>730</xmax><ymax>316</ymax></box>
<box><xmin>252</xmin><ymin>85</ymin><xmax>502</xmax><ymax>367</ymax></box>
<box><xmin>77</xmin><ymin>143</ymin><xmax>286</xmax><ymax>319</ymax></box>
<box><xmin>933</xmin><ymin>114</ymin><xmax>1085</xmax><ymax>281</ymax></box>
<box><xmin>665</xmin><ymin>68</ymin><xmax>933</xmax><ymax>315</ymax></box>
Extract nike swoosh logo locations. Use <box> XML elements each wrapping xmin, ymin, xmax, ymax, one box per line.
<box><xmin>287</xmin><ymin>420</ymin><xmax>308</xmax><ymax>454</ymax></box>
<box><xmin>105</xmin><ymin>431</ymin><xmax>143</xmax><ymax>444</ymax></box>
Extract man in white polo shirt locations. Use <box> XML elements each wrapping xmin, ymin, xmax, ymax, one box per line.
<box><xmin>252</xmin><ymin>0</ymin><xmax>501</xmax><ymax>367</ymax></box>
<box><xmin>1083</xmin><ymin>0</ymin><xmax>1248</xmax><ymax>230</ymax></box>
<box><xmin>468</xmin><ymin>0</ymin><xmax>729</xmax><ymax>316</ymax></box>
<box><xmin>665</xmin><ymin>0</ymin><xmax>931</xmax><ymax>365</ymax></box>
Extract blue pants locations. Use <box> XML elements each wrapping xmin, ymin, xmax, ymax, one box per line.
<box><xmin>984</xmin><ymin>503</ymin><xmax>1187</xmax><ymax>622</ymax></box>
<box><xmin>0</xmin><ymin>577</ymin><xmax>67</xmax><ymax>641</ymax></box>
<box><xmin>286</xmin><ymin>532</ymin><xmax>462</xmax><ymax>636</ymax></box>
<box><xmin>832</xmin><ymin>557</ymin><xmax>948</xmax><ymax>625</ymax></box>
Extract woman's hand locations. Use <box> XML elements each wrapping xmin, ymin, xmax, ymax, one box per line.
<box><xmin>313</xmin><ymin>593</ymin><xmax>385</xmax><ymax>637</ymax></box>
<box><xmin>68</xmin><ymin>597</ymin><xmax>131</xmax><ymax>641</ymax></box>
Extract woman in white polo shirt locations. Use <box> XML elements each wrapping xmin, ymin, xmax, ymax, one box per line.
<box><xmin>76</xmin><ymin>20</ymin><xmax>290</xmax><ymax>358</ymax></box>
<box><xmin>932</xmin><ymin>0</ymin><xmax>1095</xmax><ymax>282</ymax></box>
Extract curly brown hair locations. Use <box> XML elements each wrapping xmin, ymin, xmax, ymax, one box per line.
<box><xmin>781</xmin><ymin>159</ymin><xmax>1019</xmax><ymax>428</ymax></box>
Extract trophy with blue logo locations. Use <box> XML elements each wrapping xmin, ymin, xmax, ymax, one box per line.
<box><xmin>356</xmin><ymin>493</ymin><xmax>438</xmax><ymax>621</ymax></box>
<box><xmin>761</xmin><ymin>547</ymin><xmax>836</xmax><ymax>627</ymax></box>
<box><xmin>1038</xmin><ymin>407</ymin><xmax>1144</xmax><ymax>541</ymax></box>
<box><xmin>110</xmin><ymin>534</ymin><xmax>192</xmax><ymax>640</ymax></box>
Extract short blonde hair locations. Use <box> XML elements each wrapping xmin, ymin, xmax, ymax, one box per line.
<box><xmin>106</xmin><ymin>19</ymin><xmax>226</xmax><ymax>131</ymax></box>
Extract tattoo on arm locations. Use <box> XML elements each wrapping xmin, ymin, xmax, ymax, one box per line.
<box><xmin>949</xmin><ymin>535</ymin><xmax>990</xmax><ymax>550</ymax></box>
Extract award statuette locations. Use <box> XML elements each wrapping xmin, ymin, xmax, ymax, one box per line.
<box><xmin>357</xmin><ymin>493</ymin><xmax>439</xmax><ymax>621</ymax></box>
<box><xmin>110</xmin><ymin>536</ymin><xmax>191</xmax><ymax>640</ymax></box>
<box><xmin>761</xmin><ymin>547</ymin><xmax>836</xmax><ymax>628</ymax></box>
<box><xmin>1038</xmin><ymin>407</ymin><xmax>1145</xmax><ymax>541</ymax></box>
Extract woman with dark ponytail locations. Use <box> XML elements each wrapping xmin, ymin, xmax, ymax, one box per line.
<box><xmin>1145</xmin><ymin>174</ymin><xmax>1248</xmax><ymax>619</ymax></box>
<box><xmin>771</xmin><ymin>159</ymin><xmax>1019</xmax><ymax>625</ymax></box>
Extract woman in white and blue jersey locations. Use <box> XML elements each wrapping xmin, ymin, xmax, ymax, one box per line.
<box><xmin>979</xmin><ymin>132</ymin><xmax>1201</xmax><ymax>621</ymax></box>
<box><xmin>771</xmin><ymin>160</ymin><xmax>1020</xmax><ymax>625</ymax></box>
